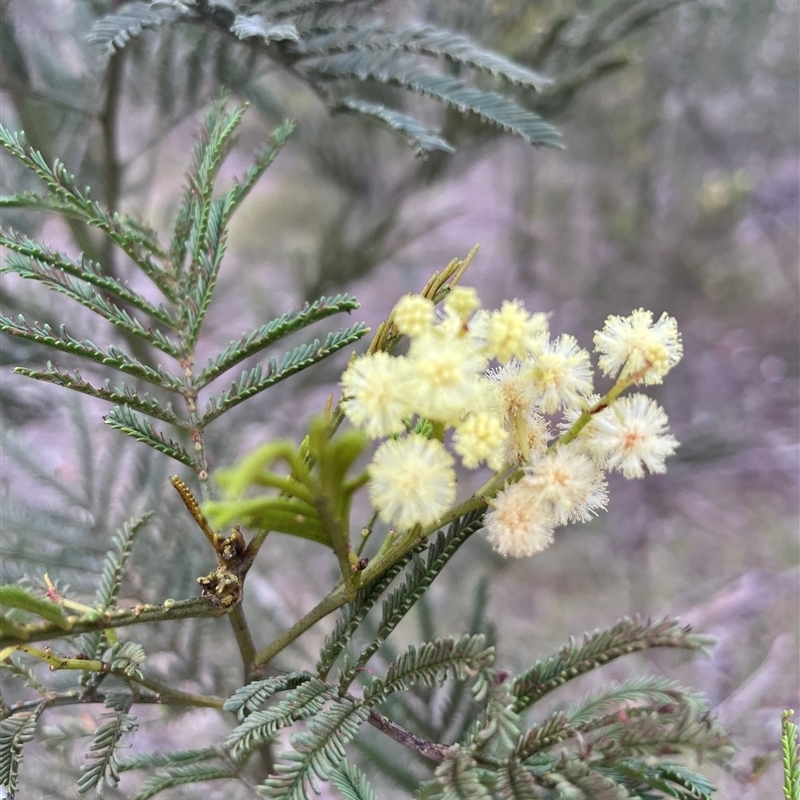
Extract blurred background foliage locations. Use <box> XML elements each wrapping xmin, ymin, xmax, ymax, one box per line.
<box><xmin>0</xmin><ymin>0</ymin><xmax>797</xmax><ymax>797</ymax></box>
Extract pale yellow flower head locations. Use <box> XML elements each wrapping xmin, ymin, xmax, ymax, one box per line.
<box><xmin>368</xmin><ymin>435</ymin><xmax>456</xmax><ymax>529</ymax></box>
<box><xmin>587</xmin><ymin>393</ymin><xmax>679</xmax><ymax>478</ymax></box>
<box><xmin>523</xmin><ymin>446</ymin><xmax>608</xmax><ymax>525</ymax></box>
<box><xmin>444</xmin><ymin>285</ymin><xmax>480</xmax><ymax>323</ymax></box>
<box><xmin>527</xmin><ymin>334</ymin><xmax>593</xmax><ymax>414</ymax></box>
<box><xmin>484</xmin><ymin>300</ymin><xmax>549</xmax><ymax>364</ymax></box>
<box><xmin>406</xmin><ymin>332</ymin><xmax>486</xmax><ymax>423</ymax></box>
<box><xmin>486</xmin><ymin>481</ymin><xmax>555</xmax><ymax>558</ymax></box>
<box><xmin>594</xmin><ymin>309</ymin><xmax>683</xmax><ymax>385</ymax></box>
<box><xmin>341</xmin><ymin>352</ymin><xmax>411</xmax><ymax>437</ymax></box>
<box><xmin>452</xmin><ymin>412</ymin><xmax>508</xmax><ymax>471</ymax></box>
<box><xmin>393</xmin><ymin>294</ymin><xmax>435</xmax><ymax>338</ymax></box>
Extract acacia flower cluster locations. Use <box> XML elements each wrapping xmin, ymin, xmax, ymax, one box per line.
<box><xmin>341</xmin><ymin>290</ymin><xmax>682</xmax><ymax>557</ymax></box>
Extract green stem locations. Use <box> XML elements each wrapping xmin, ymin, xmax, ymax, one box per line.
<box><xmin>0</xmin><ymin>597</ymin><xmax>223</xmax><ymax>648</ymax></box>
<box><xmin>15</xmin><ymin>645</ymin><xmax>225</xmax><ymax>709</ymax></box>
<box><xmin>228</xmin><ymin>603</ymin><xmax>257</xmax><ymax>680</ymax></box>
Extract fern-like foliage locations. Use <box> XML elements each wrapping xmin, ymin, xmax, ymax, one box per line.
<box><xmin>0</xmin><ymin>702</ymin><xmax>44</xmax><ymax>798</ymax></box>
<box><xmin>262</xmin><ymin>699</ymin><xmax>371</xmax><ymax>800</ymax></box>
<box><xmin>224</xmin><ymin>672</ymin><xmax>314</xmax><ymax>720</ymax></box>
<box><xmin>0</xmin><ymin>102</ymin><xmax>367</xmax><ymax>472</ymax></box>
<box><xmin>132</xmin><ymin>762</ymin><xmax>237</xmax><ymax>800</ymax></box>
<box><xmin>511</xmin><ymin>616</ymin><xmax>712</xmax><ymax>713</ymax></box>
<box><xmin>88</xmin><ymin>0</ymin><xmax>563</xmax><ymax>155</ymax></box>
<box><xmin>224</xmin><ymin>678</ymin><xmax>335</xmax><ymax>759</ymax></box>
<box><xmin>77</xmin><ymin>692</ymin><xmax>138</xmax><ymax>796</ymax></box>
<box><xmin>329</xmin><ymin>761</ymin><xmax>377</xmax><ymax>800</ymax></box>
<box><xmin>365</xmin><ymin>634</ymin><xmax>494</xmax><ymax>703</ymax></box>
<box><xmin>339</xmin><ymin>509</ymin><xmax>485</xmax><ymax>687</ymax></box>
<box><xmin>316</xmin><ymin>548</ymin><xmax>415</xmax><ymax>679</ymax></box>
<box><xmin>784</xmin><ymin>711</ymin><xmax>800</xmax><ymax>800</ymax></box>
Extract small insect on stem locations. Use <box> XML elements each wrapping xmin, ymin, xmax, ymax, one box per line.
<box><xmin>170</xmin><ymin>475</ymin><xmax>220</xmax><ymax>548</ymax></box>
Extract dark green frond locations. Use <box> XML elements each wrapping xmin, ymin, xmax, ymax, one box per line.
<box><xmin>511</xmin><ymin>617</ymin><xmax>713</xmax><ymax>713</ymax></box>
<box><xmin>104</xmin><ymin>406</ymin><xmax>195</xmax><ymax>467</ymax></box>
<box><xmin>306</xmin><ymin>24</ymin><xmax>551</xmax><ymax>89</ymax></box>
<box><xmin>1</xmin><ymin>314</ymin><xmax>183</xmax><ymax>390</ymax></box>
<box><xmin>2</xmin><ymin>253</ymin><xmax>180</xmax><ymax>355</ymax></box>
<box><xmin>87</xmin><ymin>1</ymin><xmax>184</xmax><ymax>54</ymax></box>
<box><xmin>95</xmin><ymin>515</ymin><xmax>152</xmax><ymax>612</ymax></box>
<box><xmin>80</xmin><ymin>514</ymin><xmax>153</xmax><ymax>660</ymax></box>
<box><xmin>336</xmin><ymin>98</ymin><xmax>455</xmax><ymax>157</ymax></box>
<box><xmin>494</xmin><ymin>759</ymin><xmax>539</xmax><ymax>800</ymax></box>
<box><xmin>77</xmin><ymin>692</ymin><xmax>138</xmax><ymax>795</ymax></box>
<box><xmin>311</xmin><ymin>53</ymin><xmax>563</xmax><ymax>147</ymax></box>
<box><xmin>0</xmin><ymin>125</ymin><xmax>174</xmax><ymax>297</ymax></box>
<box><xmin>341</xmin><ymin>509</ymin><xmax>485</xmax><ymax>684</ymax></box>
<box><xmin>610</xmin><ymin>761</ymin><xmax>717</xmax><ymax>800</ymax></box>
<box><xmin>547</xmin><ymin>757</ymin><xmax>632</xmax><ymax>800</ymax></box>
<box><xmin>132</xmin><ymin>763</ymin><xmax>235</xmax><ymax>800</ymax></box>
<box><xmin>365</xmin><ymin>635</ymin><xmax>494</xmax><ymax>703</ymax></box>
<box><xmin>262</xmin><ymin>698</ymin><xmax>371</xmax><ymax>800</ymax></box>
<box><xmin>430</xmin><ymin>749</ymin><xmax>491</xmax><ymax>800</ymax></box>
<box><xmin>118</xmin><ymin>748</ymin><xmax>218</xmax><ymax>773</ymax></box>
<box><xmin>198</xmin><ymin>293</ymin><xmax>358</xmax><ymax>387</ymax></box>
<box><xmin>224</xmin><ymin>672</ymin><xmax>314</xmax><ymax>719</ymax></box>
<box><xmin>222</xmin><ymin>118</ymin><xmax>295</xmax><ymax>217</ymax></box>
<box><xmin>0</xmin><ymin>228</ymin><xmax>176</xmax><ymax>327</ymax></box>
<box><xmin>202</xmin><ymin>322</ymin><xmax>368</xmax><ymax>423</ymax></box>
<box><xmin>783</xmin><ymin>710</ymin><xmax>800</xmax><ymax>800</ymax></box>
<box><xmin>330</xmin><ymin>761</ymin><xmax>377</xmax><ymax>800</ymax></box>
<box><xmin>14</xmin><ymin>365</ymin><xmax>183</xmax><ymax>427</ymax></box>
<box><xmin>232</xmin><ymin>15</ymin><xmax>300</xmax><ymax>44</ymax></box>
<box><xmin>224</xmin><ymin>678</ymin><xmax>335</xmax><ymax>758</ymax></box>
<box><xmin>0</xmin><ymin>703</ymin><xmax>44</xmax><ymax>797</ymax></box>
<box><xmin>566</xmin><ymin>676</ymin><xmax>705</xmax><ymax>728</ymax></box>
<box><xmin>316</xmin><ymin>551</ymin><xmax>414</xmax><ymax>680</ymax></box>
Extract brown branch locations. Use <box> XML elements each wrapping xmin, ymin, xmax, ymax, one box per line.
<box><xmin>367</xmin><ymin>709</ymin><xmax>454</xmax><ymax>763</ymax></box>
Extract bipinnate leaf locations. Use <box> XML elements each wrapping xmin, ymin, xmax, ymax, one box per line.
<box><xmin>87</xmin><ymin>1</ymin><xmax>181</xmax><ymax>53</ymax></box>
<box><xmin>224</xmin><ymin>672</ymin><xmax>314</xmax><ymax>720</ymax></box>
<box><xmin>311</xmin><ymin>52</ymin><xmax>563</xmax><ymax>148</ymax></box>
<box><xmin>0</xmin><ymin>704</ymin><xmax>44</xmax><ymax>798</ymax></box>
<box><xmin>232</xmin><ymin>15</ymin><xmax>300</xmax><ymax>44</ymax></box>
<box><xmin>0</xmin><ymin>314</ymin><xmax>182</xmax><ymax>390</ymax></box>
<box><xmin>784</xmin><ymin>710</ymin><xmax>800</xmax><ymax>800</ymax></box>
<box><xmin>336</xmin><ymin>98</ymin><xmax>455</xmax><ymax>157</ymax></box>
<box><xmin>104</xmin><ymin>406</ymin><xmax>194</xmax><ymax>467</ymax></box>
<box><xmin>132</xmin><ymin>763</ymin><xmax>236</xmax><ymax>800</ymax></box>
<box><xmin>316</xmin><ymin>552</ymin><xmax>414</xmax><ymax>679</ymax></box>
<box><xmin>77</xmin><ymin>692</ymin><xmax>138</xmax><ymax>796</ymax></box>
<box><xmin>429</xmin><ymin>749</ymin><xmax>491</xmax><ymax>800</ymax></box>
<box><xmin>342</xmin><ymin>509</ymin><xmax>485</xmax><ymax>683</ymax></box>
<box><xmin>365</xmin><ymin>635</ymin><xmax>494</xmax><ymax>703</ymax></box>
<box><xmin>224</xmin><ymin>678</ymin><xmax>335</xmax><ymax>758</ymax></box>
<box><xmin>202</xmin><ymin>323</ymin><xmax>368</xmax><ymax>423</ymax></box>
<box><xmin>15</xmin><ymin>365</ymin><xmax>182</xmax><ymax>427</ymax></box>
<box><xmin>511</xmin><ymin>616</ymin><xmax>712</xmax><ymax>712</ymax></box>
<box><xmin>198</xmin><ymin>293</ymin><xmax>360</xmax><ymax>387</ymax></box>
<box><xmin>262</xmin><ymin>699</ymin><xmax>370</xmax><ymax>800</ymax></box>
<box><xmin>330</xmin><ymin>762</ymin><xmax>377</xmax><ymax>800</ymax></box>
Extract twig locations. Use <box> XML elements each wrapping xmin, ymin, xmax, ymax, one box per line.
<box><xmin>367</xmin><ymin>710</ymin><xmax>453</xmax><ymax>763</ymax></box>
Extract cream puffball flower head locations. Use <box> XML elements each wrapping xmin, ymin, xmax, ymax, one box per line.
<box><xmin>588</xmin><ymin>394</ymin><xmax>679</xmax><ymax>478</ymax></box>
<box><xmin>486</xmin><ymin>481</ymin><xmax>555</xmax><ymax>558</ymax></box>
<box><xmin>341</xmin><ymin>351</ymin><xmax>412</xmax><ymax>438</ymax></box>
<box><xmin>594</xmin><ymin>308</ymin><xmax>683</xmax><ymax>385</ymax></box>
<box><xmin>368</xmin><ymin>435</ymin><xmax>456</xmax><ymax>529</ymax></box>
